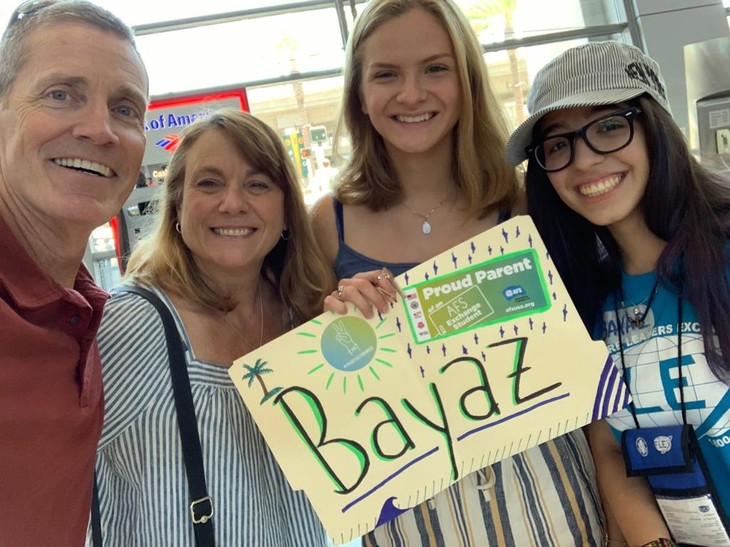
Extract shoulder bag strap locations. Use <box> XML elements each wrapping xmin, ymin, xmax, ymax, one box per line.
<box><xmin>91</xmin><ymin>471</ymin><xmax>102</xmax><ymax>546</ymax></box>
<box><xmin>113</xmin><ymin>285</ymin><xmax>216</xmax><ymax>546</ymax></box>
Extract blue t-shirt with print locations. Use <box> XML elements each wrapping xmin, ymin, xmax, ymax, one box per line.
<box><xmin>594</xmin><ymin>270</ymin><xmax>730</xmax><ymax>516</ymax></box>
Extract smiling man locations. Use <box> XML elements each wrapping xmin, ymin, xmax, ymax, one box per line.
<box><xmin>0</xmin><ymin>1</ymin><xmax>149</xmax><ymax>544</ymax></box>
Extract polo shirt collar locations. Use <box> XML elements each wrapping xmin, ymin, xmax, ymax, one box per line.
<box><xmin>0</xmin><ymin>213</ymin><xmax>108</xmax><ymax>309</ymax></box>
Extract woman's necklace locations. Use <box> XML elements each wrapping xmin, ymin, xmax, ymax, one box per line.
<box><xmin>401</xmin><ymin>191</ymin><xmax>451</xmax><ymax>235</ymax></box>
<box><xmin>620</xmin><ymin>279</ymin><xmax>660</xmax><ymax>328</ymax></box>
<box><xmin>217</xmin><ymin>281</ymin><xmax>265</xmax><ymax>351</ymax></box>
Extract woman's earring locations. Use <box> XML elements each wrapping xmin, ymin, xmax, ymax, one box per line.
<box><xmin>280</xmin><ymin>228</ymin><xmax>291</xmax><ymax>241</ymax></box>
<box><xmin>175</xmin><ymin>222</ymin><xmax>182</xmax><ymax>234</ymax></box>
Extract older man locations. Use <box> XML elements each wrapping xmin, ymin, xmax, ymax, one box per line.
<box><xmin>0</xmin><ymin>1</ymin><xmax>148</xmax><ymax>544</ymax></box>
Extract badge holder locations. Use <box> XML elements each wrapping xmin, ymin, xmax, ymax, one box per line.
<box><xmin>614</xmin><ymin>290</ymin><xmax>729</xmax><ymax>547</ymax></box>
<box><xmin>622</xmin><ymin>424</ymin><xmax>730</xmax><ymax>546</ymax></box>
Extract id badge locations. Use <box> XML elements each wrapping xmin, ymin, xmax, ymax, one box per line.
<box><xmin>622</xmin><ymin>424</ymin><xmax>730</xmax><ymax>546</ymax></box>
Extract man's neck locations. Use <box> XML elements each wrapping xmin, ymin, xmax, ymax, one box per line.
<box><xmin>0</xmin><ymin>199</ymin><xmax>87</xmax><ymax>288</ymax></box>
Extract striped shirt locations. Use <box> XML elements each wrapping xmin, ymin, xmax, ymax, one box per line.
<box><xmin>363</xmin><ymin>431</ymin><xmax>604</xmax><ymax>547</ymax></box>
<box><xmin>93</xmin><ymin>286</ymin><xmax>328</xmax><ymax>546</ymax></box>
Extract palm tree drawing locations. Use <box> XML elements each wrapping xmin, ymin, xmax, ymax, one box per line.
<box><xmin>242</xmin><ymin>358</ymin><xmax>282</xmax><ymax>404</ymax></box>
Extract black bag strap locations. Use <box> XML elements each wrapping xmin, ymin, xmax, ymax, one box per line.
<box><xmin>110</xmin><ymin>285</ymin><xmax>215</xmax><ymax>546</ymax></box>
<box><xmin>91</xmin><ymin>471</ymin><xmax>102</xmax><ymax>547</ymax></box>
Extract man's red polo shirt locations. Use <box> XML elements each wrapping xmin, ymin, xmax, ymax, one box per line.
<box><xmin>0</xmin><ymin>214</ymin><xmax>108</xmax><ymax>546</ymax></box>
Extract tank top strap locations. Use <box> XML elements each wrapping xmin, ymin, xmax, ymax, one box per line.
<box><xmin>497</xmin><ymin>209</ymin><xmax>511</xmax><ymax>224</ymax></box>
<box><xmin>333</xmin><ymin>198</ymin><xmax>345</xmax><ymax>243</ymax></box>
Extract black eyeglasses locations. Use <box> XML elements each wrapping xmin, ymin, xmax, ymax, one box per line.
<box><xmin>526</xmin><ymin>107</ymin><xmax>642</xmax><ymax>173</ymax></box>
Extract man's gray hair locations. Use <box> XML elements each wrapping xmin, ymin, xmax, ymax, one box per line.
<box><xmin>0</xmin><ymin>0</ymin><xmax>146</xmax><ymax>98</ymax></box>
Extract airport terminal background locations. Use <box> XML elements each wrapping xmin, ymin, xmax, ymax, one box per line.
<box><xmin>6</xmin><ymin>0</ymin><xmax>712</xmax><ymax>291</ymax></box>
<box><xmin>17</xmin><ymin>0</ymin><xmax>715</xmax><ymax>292</ymax></box>
<box><xmin>0</xmin><ymin>0</ymin><xmax>725</xmax><ymax>544</ymax></box>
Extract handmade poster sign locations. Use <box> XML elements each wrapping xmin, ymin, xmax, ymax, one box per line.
<box><xmin>229</xmin><ymin>215</ymin><xmax>628</xmax><ymax>544</ymax></box>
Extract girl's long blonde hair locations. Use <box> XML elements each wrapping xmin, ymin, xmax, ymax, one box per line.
<box><xmin>335</xmin><ymin>0</ymin><xmax>519</xmax><ymax>217</ymax></box>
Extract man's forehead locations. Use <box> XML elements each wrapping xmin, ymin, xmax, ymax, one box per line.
<box><xmin>19</xmin><ymin>22</ymin><xmax>148</xmax><ymax>97</ymax></box>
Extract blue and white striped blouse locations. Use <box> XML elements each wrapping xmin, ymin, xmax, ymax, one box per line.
<box><xmin>93</xmin><ymin>286</ymin><xmax>328</xmax><ymax>546</ymax></box>
<box><xmin>363</xmin><ymin>431</ymin><xmax>605</xmax><ymax>546</ymax></box>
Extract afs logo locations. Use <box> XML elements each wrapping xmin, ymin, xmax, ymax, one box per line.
<box><xmin>155</xmin><ymin>134</ymin><xmax>182</xmax><ymax>152</ymax></box>
<box><xmin>503</xmin><ymin>284</ymin><xmax>527</xmax><ymax>301</ymax></box>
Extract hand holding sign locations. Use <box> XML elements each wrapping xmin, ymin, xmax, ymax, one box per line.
<box><xmin>229</xmin><ymin>215</ymin><xmax>628</xmax><ymax>543</ymax></box>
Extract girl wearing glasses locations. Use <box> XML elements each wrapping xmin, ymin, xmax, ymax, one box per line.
<box><xmin>507</xmin><ymin>41</ymin><xmax>730</xmax><ymax>547</ymax></box>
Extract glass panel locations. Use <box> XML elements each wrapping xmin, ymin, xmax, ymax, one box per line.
<box><xmin>456</xmin><ymin>0</ymin><xmax>625</xmax><ymax>42</ymax></box>
<box><xmin>93</xmin><ymin>0</ymin><xmax>322</xmax><ymax>27</ymax></box>
<box><xmin>248</xmin><ymin>76</ymin><xmax>345</xmax><ymax>207</ymax></box>
<box><xmin>342</xmin><ymin>0</ymin><xmax>367</xmax><ymax>36</ymax></box>
<box><xmin>485</xmin><ymin>35</ymin><xmax>625</xmax><ymax>131</ymax></box>
<box><xmin>0</xmin><ymin>0</ymin><xmax>624</xmax><ymax>36</ymax></box>
<box><xmin>244</xmin><ymin>35</ymin><xmax>626</xmax><ymax>209</ymax></box>
<box><xmin>136</xmin><ymin>8</ymin><xmax>345</xmax><ymax>96</ymax></box>
<box><xmin>87</xmin><ymin>225</ymin><xmax>122</xmax><ymax>291</ymax></box>
<box><xmin>0</xmin><ymin>1</ymin><xmax>327</xmax><ymax>30</ymax></box>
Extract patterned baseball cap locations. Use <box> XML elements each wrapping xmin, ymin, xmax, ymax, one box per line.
<box><xmin>506</xmin><ymin>41</ymin><xmax>671</xmax><ymax>166</ymax></box>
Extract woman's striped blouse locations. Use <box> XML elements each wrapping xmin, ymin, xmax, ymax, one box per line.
<box><xmin>364</xmin><ymin>431</ymin><xmax>605</xmax><ymax>547</ymax></box>
<box><xmin>93</xmin><ymin>287</ymin><xmax>328</xmax><ymax>546</ymax></box>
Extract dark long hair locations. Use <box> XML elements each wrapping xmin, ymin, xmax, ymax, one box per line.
<box><xmin>526</xmin><ymin>95</ymin><xmax>730</xmax><ymax>382</ymax></box>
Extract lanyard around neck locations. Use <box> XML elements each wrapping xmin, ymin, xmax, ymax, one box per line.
<box><xmin>612</xmin><ymin>287</ymin><xmax>686</xmax><ymax>428</ymax></box>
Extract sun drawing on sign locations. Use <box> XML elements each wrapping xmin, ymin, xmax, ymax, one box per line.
<box><xmin>295</xmin><ymin>315</ymin><xmax>398</xmax><ymax>395</ymax></box>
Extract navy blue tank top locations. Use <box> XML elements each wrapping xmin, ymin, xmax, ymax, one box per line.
<box><xmin>333</xmin><ymin>199</ymin><xmax>510</xmax><ymax>279</ymax></box>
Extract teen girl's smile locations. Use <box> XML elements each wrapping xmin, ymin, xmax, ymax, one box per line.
<box><xmin>574</xmin><ymin>172</ymin><xmax>625</xmax><ymax>199</ymax></box>
<box><xmin>541</xmin><ymin>105</ymin><xmax>650</xmax><ymax>232</ymax></box>
<box><xmin>394</xmin><ymin>113</ymin><xmax>434</xmax><ymax>123</ymax></box>
<box><xmin>359</xmin><ymin>8</ymin><xmax>461</xmax><ymax>160</ymax></box>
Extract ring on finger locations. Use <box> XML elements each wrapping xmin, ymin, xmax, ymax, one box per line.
<box><xmin>376</xmin><ymin>269</ymin><xmax>391</xmax><ymax>281</ymax></box>
<box><xmin>376</xmin><ymin>286</ymin><xmax>396</xmax><ymax>300</ymax></box>
<box><xmin>336</xmin><ymin>285</ymin><xmax>345</xmax><ymax>300</ymax></box>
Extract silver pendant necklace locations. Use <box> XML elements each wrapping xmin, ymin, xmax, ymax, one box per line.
<box><xmin>620</xmin><ymin>279</ymin><xmax>660</xmax><ymax>328</ymax></box>
<box><xmin>401</xmin><ymin>191</ymin><xmax>451</xmax><ymax>235</ymax></box>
